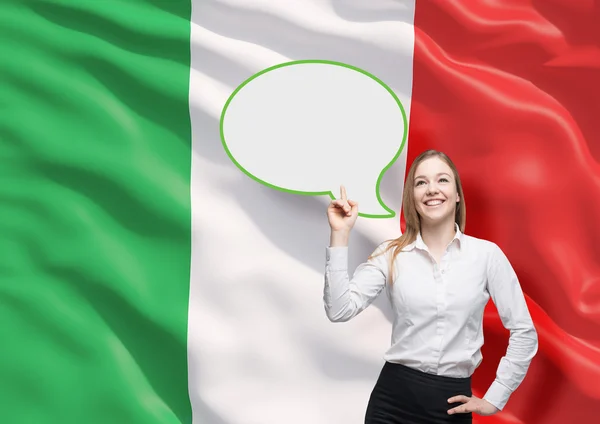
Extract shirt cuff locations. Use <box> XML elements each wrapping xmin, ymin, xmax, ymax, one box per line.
<box><xmin>325</xmin><ymin>247</ymin><xmax>348</xmax><ymax>271</ymax></box>
<box><xmin>483</xmin><ymin>380</ymin><xmax>512</xmax><ymax>411</ymax></box>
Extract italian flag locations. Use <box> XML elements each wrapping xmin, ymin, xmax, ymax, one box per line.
<box><xmin>1</xmin><ymin>1</ymin><xmax>599</xmax><ymax>424</ymax></box>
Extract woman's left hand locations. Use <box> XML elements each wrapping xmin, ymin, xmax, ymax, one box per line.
<box><xmin>447</xmin><ymin>395</ymin><xmax>499</xmax><ymax>416</ymax></box>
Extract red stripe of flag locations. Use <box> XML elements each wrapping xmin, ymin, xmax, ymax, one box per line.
<box><xmin>407</xmin><ymin>1</ymin><xmax>600</xmax><ymax>422</ymax></box>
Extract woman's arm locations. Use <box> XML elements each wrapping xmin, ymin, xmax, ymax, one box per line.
<box><xmin>483</xmin><ymin>243</ymin><xmax>539</xmax><ymax>411</ymax></box>
<box><xmin>323</xmin><ymin>241</ymin><xmax>388</xmax><ymax>322</ymax></box>
<box><xmin>323</xmin><ymin>186</ymin><xmax>387</xmax><ymax>322</ymax></box>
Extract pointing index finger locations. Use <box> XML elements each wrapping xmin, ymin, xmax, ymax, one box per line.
<box><xmin>340</xmin><ymin>185</ymin><xmax>347</xmax><ymax>202</ymax></box>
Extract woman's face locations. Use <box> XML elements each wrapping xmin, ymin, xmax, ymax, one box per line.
<box><xmin>413</xmin><ymin>157</ymin><xmax>460</xmax><ymax>226</ymax></box>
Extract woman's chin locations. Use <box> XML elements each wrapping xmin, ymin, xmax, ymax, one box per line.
<box><xmin>418</xmin><ymin>210</ymin><xmax>454</xmax><ymax>225</ymax></box>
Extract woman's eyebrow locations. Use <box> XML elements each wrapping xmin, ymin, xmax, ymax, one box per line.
<box><xmin>414</xmin><ymin>172</ymin><xmax>451</xmax><ymax>180</ymax></box>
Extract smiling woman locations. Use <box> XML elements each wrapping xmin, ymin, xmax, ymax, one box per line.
<box><xmin>415</xmin><ymin>169</ymin><xmax>457</xmax><ymax>214</ymax></box>
<box><xmin>374</xmin><ymin>150</ymin><xmax>467</xmax><ymax>277</ymax></box>
<box><xmin>410</xmin><ymin>153</ymin><xmax>463</xmax><ymax>263</ymax></box>
<box><xmin>324</xmin><ymin>149</ymin><xmax>538</xmax><ymax>423</ymax></box>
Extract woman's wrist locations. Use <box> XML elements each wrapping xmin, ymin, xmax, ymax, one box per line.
<box><xmin>330</xmin><ymin>230</ymin><xmax>350</xmax><ymax>247</ymax></box>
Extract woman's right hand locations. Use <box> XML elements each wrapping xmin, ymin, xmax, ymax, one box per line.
<box><xmin>327</xmin><ymin>185</ymin><xmax>359</xmax><ymax>234</ymax></box>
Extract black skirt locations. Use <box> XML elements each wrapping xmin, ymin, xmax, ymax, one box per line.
<box><xmin>364</xmin><ymin>361</ymin><xmax>473</xmax><ymax>424</ymax></box>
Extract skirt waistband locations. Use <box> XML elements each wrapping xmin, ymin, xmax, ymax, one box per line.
<box><xmin>382</xmin><ymin>361</ymin><xmax>471</xmax><ymax>386</ymax></box>
<box><xmin>365</xmin><ymin>361</ymin><xmax>473</xmax><ymax>423</ymax></box>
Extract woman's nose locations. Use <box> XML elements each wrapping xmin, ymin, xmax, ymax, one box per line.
<box><xmin>426</xmin><ymin>184</ymin><xmax>439</xmax><ymax>195</ymax></box>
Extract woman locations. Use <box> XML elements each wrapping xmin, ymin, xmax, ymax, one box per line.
<box><xmin>323</xmin><ymin>150</ymin><xmax>538</xmax><ymax>423</ymax></box>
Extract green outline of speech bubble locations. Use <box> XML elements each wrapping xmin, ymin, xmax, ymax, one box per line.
<box><xmin>220</xmin><ymin>59</ymin><xmax>407</xmax><ymax>219</ymax></box>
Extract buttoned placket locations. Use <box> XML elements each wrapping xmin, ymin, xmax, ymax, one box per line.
<box><xmin>424</xmin><ymin>240</ymin><xmax>456</xmax><ymax>373</ymax></box>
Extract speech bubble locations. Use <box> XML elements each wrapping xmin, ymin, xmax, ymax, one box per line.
<box><xmin>220</xmin><ymin>60</ymin><xmax>407</xmax><ymax>218</ymax></box>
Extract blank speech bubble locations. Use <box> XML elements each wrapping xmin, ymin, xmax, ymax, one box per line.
<box><xmin>220</xmin><ymin>60</ymin><xmax>407</xmax><ymax>218</ymax></box>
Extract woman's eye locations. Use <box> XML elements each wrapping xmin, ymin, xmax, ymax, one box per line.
<box><xmin>416</xmin><ymin>181</ymin><xmax>425</xmax><ymax>186</ymax></box>
<box><xmin>440</xmin><ymin>178</ymin><xmax>449</xmax><ymax>183</ymax></box>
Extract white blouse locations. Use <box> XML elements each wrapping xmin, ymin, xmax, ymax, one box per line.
<box><xmin>323</xmin><ymin>224</ymin><xmax>538</xmax><ymax>411</ymax></box>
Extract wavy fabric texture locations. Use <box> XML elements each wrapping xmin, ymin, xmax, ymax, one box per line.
<box><xmin>190</xmin><ymin>1</ymin><xmax>599</xmax><ymax>423</ymax></box>
<box><xmin>0</xmin><ymin>1</ymin><xmax>192</xmax><ymax>423</ymax></box>
<box><xmin>2</xmin><ymin>0</ymin><xmax>599</xmax><ymax>423</ymax></box>
<box><xmin>188</xmin><ymin>1</ymin><xmax>414</xmax><ymax>423</ymax></box>
<box><xmin>409</xmin><ymin>1</ymin><xmax>600</xmax><ymax>423</ymax></box>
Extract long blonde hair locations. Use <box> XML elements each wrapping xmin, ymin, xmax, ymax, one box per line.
<box><xmin>371</xmin><ymin>149</ymin><xmax>466</xmax><ymax>283</ymax></box>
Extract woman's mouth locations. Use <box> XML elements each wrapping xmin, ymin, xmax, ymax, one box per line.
<box><xmin>424</xmin><ymin>199</ymin><xmax>446</xmax><ymax>208</ymax></box>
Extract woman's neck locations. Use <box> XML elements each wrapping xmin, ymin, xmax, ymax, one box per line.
<box><xmin>420</xmin><ymin>220</ymin><xmax>457</xmax><ymax>253</ymax></box>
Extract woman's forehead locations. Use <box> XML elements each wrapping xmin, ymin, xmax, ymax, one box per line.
<box><xmin>415</xmin><ymin>157</ymin><xmax>452</xmax><ymax>175</ymax></box>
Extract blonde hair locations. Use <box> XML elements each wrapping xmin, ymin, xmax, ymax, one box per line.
<box><xmin>371</xmin><ymin>149</ymin><xmax>466</xmax><ymax>283</ymax></box>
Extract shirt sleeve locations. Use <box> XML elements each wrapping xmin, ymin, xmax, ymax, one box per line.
<box><xmin>483</xmin><ymin>243</ymin><xmax>539</xmax><ymax>411</ymax></box>
<box><xmin>323</xmin><ymin>242</ymin><xmax>389</xmax><ymax>323</ymax></box>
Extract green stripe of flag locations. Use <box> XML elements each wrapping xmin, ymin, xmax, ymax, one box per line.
<box><xmin>0</xmin><ymin>1</ymin><xmax>192</xmax><ymax>422</ymax></box>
